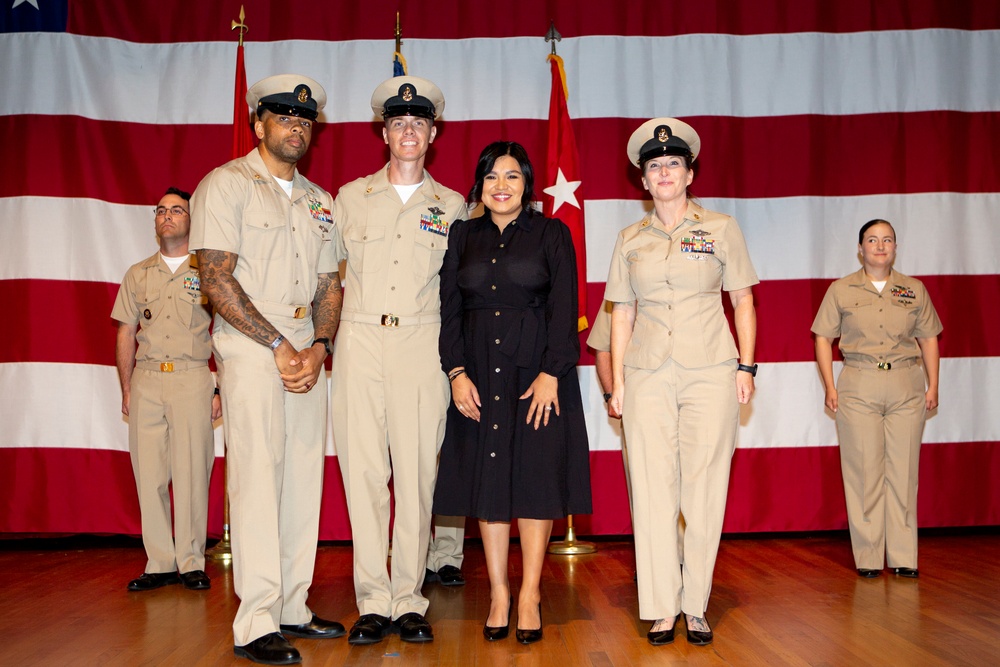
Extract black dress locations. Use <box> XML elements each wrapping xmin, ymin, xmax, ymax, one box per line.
<box><xmin>433</xmin><ymin>209</ymin><xmax>592</xmax><ymax>522</ymax></box>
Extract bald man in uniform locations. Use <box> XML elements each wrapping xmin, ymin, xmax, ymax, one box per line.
<box><xmin>191</xmin><ymin>74</ymin><xmax>345</xmax><ymax>665</ymax></box>
<box><xmin>113</xmin><ymin>186</ymin><xmax>221</xmax><ymax>594</ymax></box>
<box><xmin>330</xmin><ymin>76</ymin><xmax>466</xmax><ymax>645</ymax></box>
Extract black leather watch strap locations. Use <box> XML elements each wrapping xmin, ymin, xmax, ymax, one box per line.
<box><xmin>737</xmin><ymin>363</ymin><xmax>758</xmax><ymax>377</ymax></box>
<box><xmin>313</xmin><ymin>337</ymin><xmax>332</xmax><ymax>355</ymax></box>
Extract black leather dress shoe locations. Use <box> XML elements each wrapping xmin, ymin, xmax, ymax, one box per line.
<box><xmin>347</xmin><ymin>614</ymin><xmax>393</xmax><ymax>645</ymax></box>
<box><xmin>437</xmin><ymin>564</ymin><xmax>466</xmax><ymax>586</ymax></box>
<box><xmin>647</xmin><ymin>615</ymin><xmax>679</xmax><ymax>646</ymax></box>
<box><xmin>280</xmin><ymin>614</ymin><xmax>346</xmax><ymax>638</ymax></box>
<box><xmin>179</xmin><ymin>570</ymin><xmax>211</xmax><ymax>590</ymax></box>
<box><xmin>857</xmin><ymin>568</ymin><xmax>882</xmax><ymax>578</ymax></box>
<box><xmin>395</xmin><ymin>612</ymin><xmax>434</xmax><ymax>643</ymax></box>
<box><xmin>684</xmin><ymin>616</ymin><xmax>713</xmax><ymax>646</ymax></box>
<box><xmin>515</xmin><ymin>604</ymin><xmax>543</xmax><ymax>645</ymax></box>
<box><xmin>424</xmin><ymin>565</ymin><xmax>466</xmax><ymax>587</ymax></box>
<box><xmin>893</xmin><ymin>567</ymin><xmax>919</xmax><ymax>578</ymax></box>
<box><xmin>233</xmin><ymin>632</ymin><xmax>301</xmax><ymax>665</ymax></box>
<box><xmin>483</xmin><ymin>596</ymin><xmax>512</xmax><ymax>641</ymax></box>
<box><xmin>127</xmin><ymin>571</ymin><xmax>180</xmax><ymax>591</ymax></box>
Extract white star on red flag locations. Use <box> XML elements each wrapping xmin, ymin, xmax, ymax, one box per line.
<box><xmin>543</xmin><ymin>168</ymin><xmax>582</xmax><ymax>214</ymax></box>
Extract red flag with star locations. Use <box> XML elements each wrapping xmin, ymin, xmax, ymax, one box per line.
<box><xmin>543</xmin><ymin>54</ymin><xmax>587</xmax><ymax>332</ymax></box>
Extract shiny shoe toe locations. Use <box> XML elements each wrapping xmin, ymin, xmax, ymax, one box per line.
<box><xmin>515</xmin><ymin>603</ymin><xmax>543</xmax><ymax>645</ymax></box>
<box><xmin>127</xmin><ymin>571</ymin><xmax>180</xmax><ymax>591</ymax></box>
<box><xmin>437</xmin><ymin>564</ymin><xmax>466</xmax><ymax>586</ymax></box>
<box><xmin>395</xmin><ymin>612</ymin><xmax>434</xmax><ymax>643</ymax></box>
<box><xmin>685</xmin><ymin>616</ymin><xmax>713</xmax><ymax>646</ymax></box>
<box><xmin>857</xmin><ymin>568</ymin><xmax>882</xmax><ymax>578</ymax></box>
<box><xmin>233</xmin><ymin>632</ymin><xmax>301</xmax><ymax>665</ymax></box>
<box><xmin>483</xmin><ymin>596</ymin><xmax>512</xmax><ymax>641</ymax></box>
<box><xmin>280</xmin><ymin>614</ymin><xmax>346</xmax><ymax>638</ymax></box>
<box><xmin>893</xmin><ymin>567</ymin><xmax>919</xmax><ymax>578</ymax></box>
<box><xmin>347</xmin><ymin>614</ymin><xmax>393</xmax><ymax>645</ymax></box>
<box><xmin>647</xmin><ymin>615</ymin><xmax>679</xmax><ymax>646</ymax></box>
<box><xmin>179</xmin><ymin>569</ymin><xmax>211</xmax><ymax>590</ymax></box>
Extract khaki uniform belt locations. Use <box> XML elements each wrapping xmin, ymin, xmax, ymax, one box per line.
<box><xmin>340</xmin><ymin>311</ymin><xmax>441</xmax><ymax>327</ymax></box>
<box><xmin>136</xmin><ymin>360</ymin><xmax>208</xmax><ymax>372</ymax></box>
<box><xmin>251</xmin><ymin>298</ymin><xmax>311</xmax><ymax>320</ymax></box>
<box><xmin>843</xmin><ymin>358</ymin><xmax>918</xmax><ymax>371</ymax></box>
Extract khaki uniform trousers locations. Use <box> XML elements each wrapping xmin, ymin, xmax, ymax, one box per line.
<box><xmin>129</xmin><ymin>364</ymin><xmax>215</xmax><ymax>575</ymax></box>
<box><xmin>214</xmin><ymin>318</ymin><xmax>327</xmax><ymax>646</ymax></box>
<box><xmin>623</xmin><ymin>358</ymin><xmax>738</xmax><ymax>620</ymax></box>
<box><xmin>332</xmin><ymin>320</ymin><xmax>449</xmax><ymax>619</ymax></box>
<box><xmin>426</xmin><ymin>516</ymin><xmax>465</xmax><ymax>571</ymax></box>
<box><xmin>836</xmin><ymin>362</ymin><xmax>926</xmax><ymax>570</ymax></box>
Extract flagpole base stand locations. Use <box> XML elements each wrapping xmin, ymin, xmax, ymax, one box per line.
<box><xmin>547</xmin><ymin>518</ymin><xmax>597</xmax><ymax>555</ymax></box>
<box><xmin>206</xmin><ymin>526</ymin><xmax>233</xmax><ymax>562</ymax></box>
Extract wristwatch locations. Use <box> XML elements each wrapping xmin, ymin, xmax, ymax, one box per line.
<box><xmin>737</xmin><ymin>363</ymin><xmax>758</xmax><ymax>377</ymax></box>
<box><xmin>269</xmin><ymin>334</ymin><xmax>285</xmax><ymax>351</ymax></box>
<box><xmin>603</xmin><ymin>392</ymin><xmax>612</xmax><ymax>403</ymax></box>
<box><xmin>313</xmin><ymin>337</ymin><xmax>332</xmax><ymax>355</ymax></box>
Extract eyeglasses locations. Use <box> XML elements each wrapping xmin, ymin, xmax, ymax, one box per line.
<box><xmin>154</xmin><ymin>206</ymin><xmax>188</xmax><ymax>217</ymax></box>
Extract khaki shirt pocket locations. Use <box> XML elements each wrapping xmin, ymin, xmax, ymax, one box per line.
<box><xmin>412</xmin><ymin>229</ymin><xmax>447</xmax><ymax>281</ymax></box>
<box><xmin>243</xmin><ymin>211</ymin><xmax>288</xmax><ymax>260</ymax></box>
<box><xmin>345</xmin><ymin>225</ymin><xmax>385</xmax><ymax>274</ymax></box>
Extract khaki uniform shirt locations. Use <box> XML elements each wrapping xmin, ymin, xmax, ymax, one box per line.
<box><xmin>586</xmin><ymin>300</ymin><xmax>612</xmax><ymax>352</ymax></box>
<box><xmin>189</xmin><ymin>148</ymin><xmax>337</xmax><ymax>309</ymax></box>
<box><xmin>811</xmin><ymin>268</ymin><xmax>942</xmax><ymax>365</ymax></box>
<box><xmin>332</xmin><ymin>165</ymin><xmax>466</xmax><ymax>316</ymax></box>
<box><xmin>111</xmin><ymin>253</ymin><xmax>212</xmax><ymax>363</ymax></box>
<box><xmin>604</xmin><ymin>201</ymin><xmax>758</xmax><ymax>370</ymax></box>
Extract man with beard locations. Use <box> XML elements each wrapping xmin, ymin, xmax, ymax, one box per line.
<box><xmin>191</xmin><ymin>74</ymin><xmax>345</xmax><ymax>665</ymax></box>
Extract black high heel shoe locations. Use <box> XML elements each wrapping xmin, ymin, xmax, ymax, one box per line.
<box><xmin>483</xmin><ymin>596</ymin><xmax>512</xmax><ymax>641</ymax></box>
<box><xmin>515</xmin><ymin>603</ymin><xmax>543</xmax><ymax>645</ymax></box>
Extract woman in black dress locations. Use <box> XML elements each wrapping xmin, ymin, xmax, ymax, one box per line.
<box><xmin>434</xmin><ymin>141</ymin><xmax>591</xmax><ymax>644</ymax></box>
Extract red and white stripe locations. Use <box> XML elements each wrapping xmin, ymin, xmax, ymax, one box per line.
<box><xmin>2</xmin><ymin>1</ymin><xmax>998</xmax><ymax>537</ymax></box>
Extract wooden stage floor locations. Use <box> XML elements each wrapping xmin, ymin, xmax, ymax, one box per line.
<box><xmin>1</xmin><ymin>530</ymin><xmax>997</xmax><ymax>666</ymax></box>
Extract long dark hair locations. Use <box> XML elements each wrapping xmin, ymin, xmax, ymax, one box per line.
<box><xmin>468</xmin><ymin>141</ymin><xmax>535</xmax><ymax>211</ymax></box>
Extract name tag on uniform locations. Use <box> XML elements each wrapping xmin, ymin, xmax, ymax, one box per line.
<box><xmin>420</xmin><ymin>210</ymin><xmax>449</xmax><ymax>236</ymax></box>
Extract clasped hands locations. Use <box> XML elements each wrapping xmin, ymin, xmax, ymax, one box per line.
<box><xmin>274</xmin><ymin>340</ymin><xmax>326</xmax><ymax>393</ymax></box>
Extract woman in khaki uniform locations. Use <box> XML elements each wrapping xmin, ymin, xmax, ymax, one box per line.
<box><xmin>812</xmin><ymin>219</ymin><xmax>941</xmax><ymax>579</ymax></box>
<box><xmin>606</xmin><ymin>118</ymin><xmax>758</xmax><ymax>647</ymax></box>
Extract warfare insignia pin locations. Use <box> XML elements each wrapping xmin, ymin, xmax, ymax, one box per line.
<box><xmin>428</xmin><ymin>206</ymin><xmax>445</xmax><ymax>216</ymax></box>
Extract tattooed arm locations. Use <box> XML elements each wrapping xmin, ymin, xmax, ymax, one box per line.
<box><xmin>311</xmin><ymin>271</ymin><xmax>343</xmax><ymax>341</ymax></box>
<box><xmin>196</xmin><ymin>248</ymin><xmax>301</xmax><ymax>384</ymax></box>
<box><xmin>196</xmin><ymin>248</ymin><xmax>281</xmax><ymax>345</ymax></box>
<box><xmin>280</xmin><ymin>270</ymin><xmax>343</xmax><ymax>392</ymax></box>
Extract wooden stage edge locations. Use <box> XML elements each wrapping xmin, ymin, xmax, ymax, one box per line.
<box><xmin>2</xmin><ymin>529</ymin><xmax>998</xmax><ymax>666</ymax></box>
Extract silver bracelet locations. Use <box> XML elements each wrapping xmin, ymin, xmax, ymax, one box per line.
<box><xmin>269</xmin><ymin>334</ymin><xmax>285</xmax><ymax>351</ymax></box>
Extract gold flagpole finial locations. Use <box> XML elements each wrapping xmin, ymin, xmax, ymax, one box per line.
<box><xmin>544</xmin><ymin>20</ymin><xmax>562</xmax><ymax>56</ymax></box>
<box><xmin>231</xmin><ymin>5</ymin><xmax>248</xmax><ymax>47</ymax></box>
<box><xmin>395</xmin><ymin>11</ymin><xmax>403</xmax><ymax>54</ymax></box>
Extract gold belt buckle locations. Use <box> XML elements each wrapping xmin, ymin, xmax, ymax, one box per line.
<box><xmin>380</xmin><ymin>314</ymin><xmax>399</xmax><ymax>328</ymax></box>
<box><xmin>877</xmin><ymin>362</ymin><xmax>892</xmax><ymax>370</ymax></box>
<box><xmin>160</xmin><ymin>362</ymin><xmax>174</xmax><ymax>372</ymax></box>
<box><xmin>294</xmin><ymin>307</ymin><xmax>307</xmax><ymax>319</ymax></box>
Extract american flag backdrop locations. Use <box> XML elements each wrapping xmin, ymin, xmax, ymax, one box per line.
<box><xmin>2</xmin><ymin>1</ymin><xmax>999</xmax><ymax>539</ymax></box>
